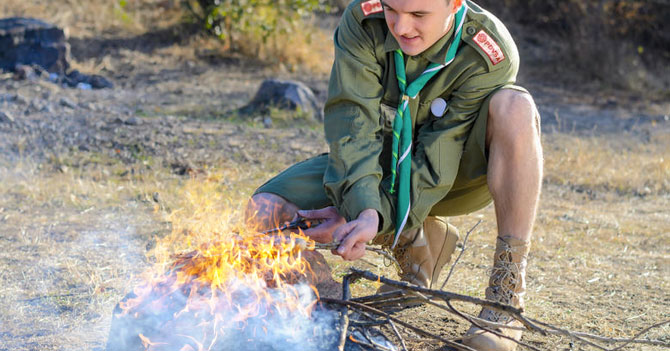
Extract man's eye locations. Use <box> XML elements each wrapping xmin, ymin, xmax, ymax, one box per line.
<box><xmin>383</xmin><ymin>6</ymin><xmax>395</xmax><ymax>13</ymax></box>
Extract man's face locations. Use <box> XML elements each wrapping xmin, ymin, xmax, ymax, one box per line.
<box><xmin>382</xmin><ymin>0</ymin><xmax>461</xmax><ymax>56</ymax></box>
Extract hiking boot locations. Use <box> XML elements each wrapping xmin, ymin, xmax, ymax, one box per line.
<box><xmin>373</xmin><ymin>217</ymin><xmax>459</xmax><ymax>309</ymax></box>
<box><xmin>462</xmin><ymin>236</ymin><xmax>531</xmax><ymax>351</ymax></box>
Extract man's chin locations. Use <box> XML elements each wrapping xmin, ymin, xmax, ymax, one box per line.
<box><xmin>399</xmin><ymin>43</ymin><xmax>426</xmax><ymax>56</ymax></box>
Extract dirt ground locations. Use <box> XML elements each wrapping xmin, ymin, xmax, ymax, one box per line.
<box><xmin>0</xmin><ymin>3</ymin><xmax>669</xmax><ymax>351</ymax></box>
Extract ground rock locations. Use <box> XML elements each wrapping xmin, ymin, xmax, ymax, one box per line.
<box><xmin>240</xmin><ymin>79</ymin><xmax>323</xmax><ymax>122</ymax></box>
<box><xmin>59</xmin><ymin>97</ymin><xmax>77</xmax><ymax>109</ymax></box>
<box><xmin>0</xmin><ymin>18</ymin><xmax>69</xmax><ymax>74</ymax></box>
<box><xmin>0</xmin><ymin>111</ymin><xmax>14</xmax><ymax>123</ymax></box>
<box><xmin>0</xmin><ymin>93</ymin><xmax>16</xmax><ymax>103</ymax></box>
<box><xmin>64</xmin><ymin>69</ymin><xmax>114</xmax><ymax>89</ymax></box>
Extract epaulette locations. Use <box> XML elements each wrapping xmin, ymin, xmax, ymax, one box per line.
<box><xmin>461</xmin><ymin>5</ymin><xmax>516</xmax><ymax>72</ymax></box>
<box><xmin>352</xmin><ymin>0</ymin><xmax>385</xmax><ymax>21</ymax></box>
<box><xmin>469</xmin><ymin>28</ymin><xmax>505</xmax><ymax>66</ymax></box>
<box><xmin>360</xmin><ymin>0</ymin><xmax>383</xmax><ymax>16</ymax></box>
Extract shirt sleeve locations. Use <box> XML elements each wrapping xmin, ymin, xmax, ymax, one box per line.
<box><xmin>400</xmin><ymin>55</ymin><xmax>519</xmax><ymax>234</ymax></box>
<box><xmin>322</xmin><ymin>8</ymin><xmax>391</xmax><ymax>230</ymax></box>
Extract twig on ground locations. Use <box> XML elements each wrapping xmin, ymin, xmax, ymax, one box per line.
<box><xmin>440</xmin><ymin>219</ymin><xmax>480</xmax><ymax>290</ymax></box>
<box><xmin>387</xmin><ymin>319</ymin><xmax>408</xmax><ymax>351</ymax></box>
<box><xmin>320</xmin><ymin>297</ymin><xmax>478</xmax><ymax>351</ymax></box>
<box><xmin>349</xmin><ymin>268</ymin><xmax>545</xmax><ymax>333</ymax></box>
<box><xmin>609</xmin><ymin>319</ymin><xmax>670</xmax><ymax>350</ymax></box>
<box><xmin>444</xmin><ymin>300</ymin><xmax>542</xmax><ymax>351</ymax></box>
<box><xmin>348</xmin><ymin>329</ymin><xmax>395</xmax><ymax>351</ymax></box>
<box><xmin>527</xmin><ymin>317</ymin><xmax>670</xmax><ymax>350</ymax></box>
<box><xmin>344</xmin><ymin>268</ymin><xmax>670</xmax><ymax>351</ymax></box>
<box><xmin>337</xmin><ymin>274</ymin><xmax>353</xmax><ymax>351</ymax></box>
<box><xmin>359</xmin><ymin>327</ymin><xmax>396</xmax><ymax>351</ymax></box>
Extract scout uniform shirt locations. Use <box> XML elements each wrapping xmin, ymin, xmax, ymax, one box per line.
<box><xmin>323</xmin><ymin>0</ymin><xmax>520</xmax><ymax>235</ymax></box>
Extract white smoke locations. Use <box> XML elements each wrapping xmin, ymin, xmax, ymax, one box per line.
<box><xmin>107</xmin><ymin>279</ymin><xmax>342</xmax><ymax>351</ymax></box>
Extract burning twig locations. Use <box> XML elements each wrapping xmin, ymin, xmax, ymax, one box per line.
<box><xmin>258</xmin><ymin>217</ymin><xmax>401</xmax><ymax>266</ymax></box>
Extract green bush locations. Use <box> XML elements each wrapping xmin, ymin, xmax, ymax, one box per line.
<box><xmin>182</xmin><ymin>0</ymin><xmax>329</xmax><ymax>46</ymax></box>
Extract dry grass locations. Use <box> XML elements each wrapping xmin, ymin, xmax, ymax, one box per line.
<box><xmin>1</xmin><ymin>122</ymin><xmax>669</xmax><ymax>350</ymax></box>
<box><xmin>544</xmin><ymin>132</ymin><xmax>670</xmax><ymax>196</ymax></box>
<box><xmin>0</xmin><ymin>0</ymin><xmax>181</xmax><ymax>38</ymax></box>
<box><xmin>0</xmin><ymin>0</ymin><xmax>334</xmax><ymax>75</ymax></box>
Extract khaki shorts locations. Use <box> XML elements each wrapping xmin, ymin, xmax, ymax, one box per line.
<box><xmin>255</xmin><ymin>85</ymin><xmax>534</xmax><ymax>217</ymax></box>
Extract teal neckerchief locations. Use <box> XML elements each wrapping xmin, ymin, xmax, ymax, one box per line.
<box><xmin>389</xmin><ymin>4</ymin><xmax>467</xmax><ymax>248</ymax></box>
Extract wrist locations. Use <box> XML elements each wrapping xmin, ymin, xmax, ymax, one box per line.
<box><xmin>358</xmin><ymin>208</ymin><xmax>378</xmax><ymax>220</ymax></box>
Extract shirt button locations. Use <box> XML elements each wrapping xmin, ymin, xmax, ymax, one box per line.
<box><xmin>466</xmin><ymin>26</ymin><xmax>476</xmax><ymax>35</ymax></box>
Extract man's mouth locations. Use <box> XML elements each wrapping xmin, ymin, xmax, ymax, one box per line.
<box><xmin>399</xmin><ymin>35</ymin><xmax>420</xmax><ymax>44</ymax></box>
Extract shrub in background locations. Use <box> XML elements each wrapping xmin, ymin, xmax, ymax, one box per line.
<box><xmin>180</xmin><ymin>0</ymin><xmax>334</xmax><ymax>73</ymax></box>
<box><xmin>182</xmin><ymin>0</ymin><xmax>328</xmax><ymax>47</ymax></box>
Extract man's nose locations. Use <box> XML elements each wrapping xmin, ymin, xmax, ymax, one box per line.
<box><xmin>394</xmin><ymin>14</ymin><xmax>413</xmax><ymax>36</ymax></box>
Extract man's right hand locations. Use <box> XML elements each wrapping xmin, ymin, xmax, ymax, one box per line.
<box><xmin>297</xmin><ymin>206</ymin><xmax>347</xmax><ymax>244</ymax></box>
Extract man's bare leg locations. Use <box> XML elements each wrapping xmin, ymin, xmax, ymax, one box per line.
<box><xmin>244</xmin><ymin>192</ymin><xmax>299</xmax><ymax>232</ymax></box>
<box><xmin>463</xmin><ymin>89</ymin><xmax>542</xmax><ymax>350</ymax></box>
<box><xmin>486</xmin><ymin>89</ymin><xmax>542</xmax><ymax>242</ymax></box>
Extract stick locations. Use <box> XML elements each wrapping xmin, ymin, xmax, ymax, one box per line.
<box><xmin>609</xmin><ymin>319</ymin><xmax>670</xmax><ymax>350</ymax></box>
<box><xmin>387</xmin><ymin>319</ymin><xmax>408</xmax><ymax>351</ymax></box>
<box><xmin>337</xmin><ymin>274</ymin><xmax>352</xmax><ymax>351</ymax></box>
<box><xmin>527</xmin><ymin>317</ymin><xmax>670</xmax><ymax>350</ymax></box>
<box><xmin>348</xmin><ymin>329</ymin><xmax>394</xmax><ymax>351</ymax></box>
<box><xmin>349</xmin><ymin>268</ymin><xmax>546</xmax><ymax>334</ymax></box>
<box><xmin>320</xmin><ymin>297</ymin><xmax>478</xmax><ymax>351</ymax></box>
<box><xmin>445</xmin><ymin>300</ymin><xmax>542</xmax><ymax>351</ymax></box>
<box><xmin>440</xmin><ymin>220</ymin><xmax>480</xmax><ymax>290</ymax></box>
<box><xmin>359</xmin><ymin>327</ymin><xmax>395</xmax><ymax>351</ymax></box>
<box><xmin>349</xmin><ymin>269</ymin><xmax>670</xmax><ymax>350</ymax></box>
<box><xmin>352</xmin><ymin>290</ymin><xmax>405</xmax><ymax>304</ymax></box>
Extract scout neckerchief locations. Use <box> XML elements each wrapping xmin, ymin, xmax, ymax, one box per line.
<box><xmin>389</xmin><ymin>3</ymin><xmax>467</xmax><ymax>248</ymax></box>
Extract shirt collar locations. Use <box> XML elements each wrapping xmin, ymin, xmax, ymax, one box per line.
<box><xmin>383</xmin><ymin>19</ymin><xmax>457</xmax><ymax>65</ymax></box>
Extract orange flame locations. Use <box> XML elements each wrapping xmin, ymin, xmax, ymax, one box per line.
<box><xmin>115</xmin><ymin>173</ymin><xmax>325</xmax><ymax>350</ymax></box>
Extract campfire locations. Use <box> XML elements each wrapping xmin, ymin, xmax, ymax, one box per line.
<box><xmin>105</xmin><ymin>188</ymin><xmax>396</xmax><ymax>351</ymax></box>
<box><xmin>106</xmin><ymin>230</ymin><xmax>353</xmax><ymax>351</ymax></box>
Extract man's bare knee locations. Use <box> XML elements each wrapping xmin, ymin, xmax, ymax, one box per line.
<box><xmin>486</xmin><ymin>89</ymin><xmax>539</xmax><ymax>148</ymax></box>
<box><xmin>245</xmin><ymin>193</ymin><xmax>299</xmax><ymax>231</ymax></box>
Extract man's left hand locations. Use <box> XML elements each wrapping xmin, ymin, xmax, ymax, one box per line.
<box><xmin>332</xmin><ymin>208</ymin><xmax>379</xmax><ymax>261</ymax></box>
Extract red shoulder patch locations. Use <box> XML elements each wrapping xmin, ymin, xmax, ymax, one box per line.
<box><xmin>473</xmin><ymin>30</ymin><xmax>505</xmax><ymax>65</ymax></box>
<box><xmin>361</xmin><ymin>0</ymin><xmax>383</xmax><ymax>16</ymax></box>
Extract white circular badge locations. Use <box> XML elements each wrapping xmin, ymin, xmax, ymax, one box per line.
<box><xmin>431</xmin><ymin>98</ymin><xmax>447</xmax><ymax>117</ymax></box>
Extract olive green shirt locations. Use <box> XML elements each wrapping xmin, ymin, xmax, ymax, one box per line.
<box><xmin>323</xmin><ymin>0</ymin><xmax>519</xmax><ymax>235</ymax></box>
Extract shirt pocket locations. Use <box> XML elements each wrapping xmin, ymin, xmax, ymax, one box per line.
<box><xmin>379</xmin><ymin>102</ymin><xmax>397</xmax><ymax>134</ymax></box>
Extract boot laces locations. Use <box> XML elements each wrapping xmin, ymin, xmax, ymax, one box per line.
<box><xmin>482</xmin><ymin>241</ymin><xmax>524</xmax><ymax>324</ymax></box>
